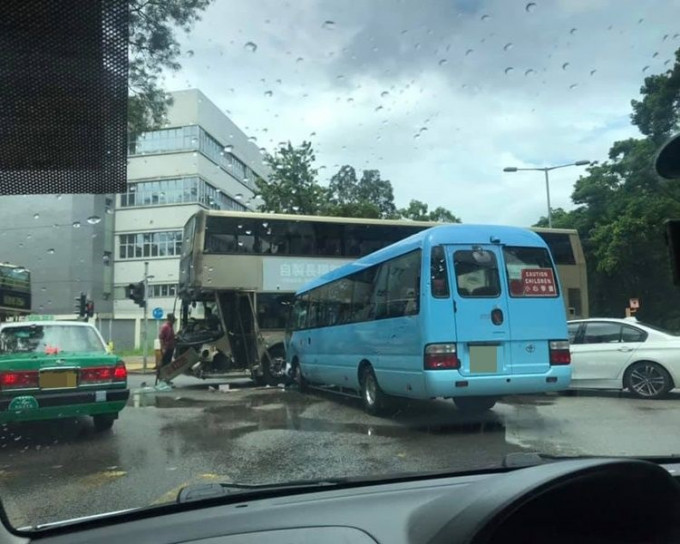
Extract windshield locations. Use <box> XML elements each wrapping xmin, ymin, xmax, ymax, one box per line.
<box><xmin>2</xmin><ymin>0</ymin><xmax>680</xmax><ymax>532</ymax></box>
<box><xmin>0</xmin><ymin>325</ymin><xmax>106</xmax><ymax>355</ymax></box>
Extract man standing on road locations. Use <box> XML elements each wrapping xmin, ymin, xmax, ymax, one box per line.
<box><xmin>159</xmin><ymin>313</ymin><xmax>176</xmax><ymax>369</ymax></box>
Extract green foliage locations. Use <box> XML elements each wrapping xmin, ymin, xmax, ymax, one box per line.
<box><xmin>533</xmin><ymin>49</ymin><xmax>680</xmax><ymax>326</ymax></box>
<box><xmin>128</xmin><ymin>0</ymin><xmax>213</xmax><ymax>133</ymax></box>
<box><xmin>400</xmin><ymin>199</ymin><xmax>461</xmax><ymax>223</ymax></box>
<box><xmin>256</xmin><ymin>142</ymin><xmax>326</xmax><ymax>215</ymax></box>
<box><xmin>324</xmin><ymin>166</ymin><xmax>398</xmax><ymax>219</ymax></box>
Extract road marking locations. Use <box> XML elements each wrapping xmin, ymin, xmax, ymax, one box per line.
<box><xmin>150</xmin><ymin>473</ymin><xmax>229</xmax><ymax>506</ymax></box>
<box><xmin>78</xmin><ymin>470</ymin><xmax>128</xmax><ymax>491</ymax></box>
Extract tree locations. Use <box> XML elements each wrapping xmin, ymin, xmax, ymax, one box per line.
<box><xmin>631</xmin><ymin>48</ymin><xmax>680</xmax><ymax>144</ymax></box>
<box><xmin>531</xmin><ymin>47</ymin><xmax>680</xmax><ymax>326</ymax></box>
<box><xmin>128</xmin><ymin>0</ymin><xmax>213</xmax><ymax>133</ymax></box>
<box><xmin>324</xmin><ymin>166</ymin><xmax>398</xmax><ymax>219</ymax></box>
<box><xmin>256</xmin><ymin>141</ymin><xmax>325</xmax><ymax>215</ymax></box>
<box><xmin>399</xmin><ymin>199</ymin><xmax>461</xmax><ymax>223</ymax></box>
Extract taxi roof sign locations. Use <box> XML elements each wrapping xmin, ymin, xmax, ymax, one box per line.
<box><xmin>25</xmin><ymin>314</ymin><xmax>55</xmax><ymax>321</ymax></box>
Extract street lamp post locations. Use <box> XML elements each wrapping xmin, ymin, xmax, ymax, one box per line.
<box><xmin>503</xmin><ymin>160</ymin><xmax>591</xmax><ymax>228</ymax></box>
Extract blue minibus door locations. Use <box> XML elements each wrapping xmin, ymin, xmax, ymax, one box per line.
<box><xmin>447</xmin><ymin>245</ymin><xmax>512</xmax><ymax>377</ymax></box>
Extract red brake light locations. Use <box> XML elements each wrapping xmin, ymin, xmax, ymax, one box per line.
<box><xmin>0</xmin><ymin>371</ymin><xmax>39</xmax><ymax>390</ymax></box>
<box><xmin>80</xmin><ymin>366</ymin><xmax>114</xmax><ymax>384</ymax></box>
<box><xmin>549</xmin><ymin>340</ymin><xmax>571</xmax><ymax>365</ymax></box>
<box><xmin>425</xmin><ymin>343</ymin><xmax>460</xmax><ymax>370</ymax></box>
<box><xmin>113</xmin><ymin>362</ymin><xmax>127</xmax><ymax>381</ymax></box>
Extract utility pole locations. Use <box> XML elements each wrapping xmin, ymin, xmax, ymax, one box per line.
<box><xmin>143</xmin><ymin>261</ymin><xmax>149</xmax><ymax>372</ymax></box>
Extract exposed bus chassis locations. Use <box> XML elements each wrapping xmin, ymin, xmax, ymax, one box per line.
<box><xmin>176</xmin><ymin>290</ymin><xmax>288</xmax><ymax>386</ymax></box>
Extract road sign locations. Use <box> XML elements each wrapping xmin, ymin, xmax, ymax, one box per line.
<box><xmin>629</xmin><ymin>298</ymin><xmax>640</xmax><ymax>309</ymax></box>
<box><xmin>152</xmin><ymin>307</ymin><xmax>164</xmax><ymax>320</ymax></box>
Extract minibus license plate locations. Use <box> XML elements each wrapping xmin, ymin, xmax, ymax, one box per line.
<box><xmin>469</xmin><ymin>345</ymin><xmax>498</xmax><ymax>374</ymax></box>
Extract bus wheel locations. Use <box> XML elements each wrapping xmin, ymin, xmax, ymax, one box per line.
<box><xmin>262</xmin><ymin>346</ymin><xmax>287</xmax><ymax>387</ymax></box>
<box><xmin>453</xmin><ymin>396</ymin><xmax>497</xmax><ymax>414</ymax></box>
<box><xmin>360</xmin><ymin>365</ymin><xmax>392</xmax><ymax>416</ymax></box>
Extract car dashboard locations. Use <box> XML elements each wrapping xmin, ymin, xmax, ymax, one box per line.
<box><xmin>5</xmin><ymin>458</ymin><xmax>680</xmax><ymax>544</ymax></box>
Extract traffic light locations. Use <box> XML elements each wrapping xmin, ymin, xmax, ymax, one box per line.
<box><xmin>74</xmin><ymin>292</ymin><xmax>86</xmax><ymax>317</ymax></box>
<box><xmin>125</xmin><ymin>282</ymin><xmax>145</xmax><ymax>308</ymax></box>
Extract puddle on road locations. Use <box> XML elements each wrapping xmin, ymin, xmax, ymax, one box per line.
<box><xmin>153</xmin><ymin>388</ymin><xmax>507</xmax><ymax>442</ymax></box>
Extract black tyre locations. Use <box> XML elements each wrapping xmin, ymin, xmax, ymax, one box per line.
<box><xmin>453</xmin><ymin>396</ymin><xmax>497</xmax><ymax>414</ymax></box>
<box><xmin>262</xmin><ymin>345</ymin><xmax>287</xmax><ymax>386</ymax></box>
<box><xmin>624</xmin><ymin>361</ymin><xmax>673</xmax><ymax>399</ymax></box>
<box><xmin>92</xmin><ymin>414</ymin><xmax>116</xmax><ymax>432</ymax></box>
<box><xmin>360</xmin><ymin>365</ymin><xmax>393</xmax><ymax>416</ymax></box>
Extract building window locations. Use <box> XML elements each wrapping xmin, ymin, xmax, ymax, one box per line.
<box><xmin>118</xmin><ymin>231</ymin><xmax>183</xmax><ymax>260</ymax></box>
<box><xmin>127</xmin><ymin>125</ymin><xmax>259</xmax><ymax>191</ymax></box>
<box><xmin>120</xmin><ymin>177</ymin><xmax>247</xmax><ymax>212</ymax></box>
<box><xmin>149</xmin><ymin>284</ymin><xmax>178</xmax><ymax>298</ymax></box>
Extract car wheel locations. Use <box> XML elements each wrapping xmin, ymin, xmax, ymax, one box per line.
<box><xmin>360</xmin><ymin>365</ymin><xmax>392</xmax><ymax>416</ymax></box>
<box><xmin>93</xmin><ymin>414</ymin><xmax>116</xmax><ymax>432</ymax></box>
<box><xmin>624</xmin><ymin>361</ymin><xmax>673</xmax><ymax>399</ymax></box>
<box><xmin>453</xmin><ymin>396</ymin><xmax>498</xmax><ymax>414</ymax></box>
<box><xmin>262</xmin><ymin>346</ymin><xmax>287</xmax><ymax>387</ymax></box>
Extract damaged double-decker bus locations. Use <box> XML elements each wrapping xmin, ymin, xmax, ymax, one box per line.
<box><xmin>174</xmin><ymin>209</ymin><xmax>588</xmax><ymax>385</ymax></box>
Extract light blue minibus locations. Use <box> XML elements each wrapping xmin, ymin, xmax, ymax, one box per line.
<box><xmin>285</xmin><ymin>224</ymin><xmax>571</xmax><ymax>414</ymax></box>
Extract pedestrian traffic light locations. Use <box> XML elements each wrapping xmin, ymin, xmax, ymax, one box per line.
<box><xmin>74</xmin><ymin>292</ymin><xmax>86</xmax><ymax>317</ymax></box>
<box><xmin>125</xmin><ymin>282</ymin><xmax>145</xmax><ymax>308</ymax></box>
<box><xmin>85</xmin><ymin>300</ymin><xmax>95</xmax><ymax>318</ymax></box>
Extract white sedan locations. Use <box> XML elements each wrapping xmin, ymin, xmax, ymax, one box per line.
<box><xmin>568</xmin><ymin>318</ymin><xmax>680</xmax><ymax>399</ymax></box>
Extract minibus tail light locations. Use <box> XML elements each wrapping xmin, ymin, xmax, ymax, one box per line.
<box><xmin>424</xmin><ymin>344</ymin><xmax>460</xmax><ymax>370</ymax></box>
<box><xmin>549</xmin><ymin>340</ymin><xmax>571</xmax><ymax>365</ymax></box>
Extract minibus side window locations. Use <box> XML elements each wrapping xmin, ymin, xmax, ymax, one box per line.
<box><xmin>430</xmin><ymin>245</ymin><xmax>450</xmax><ymax>298</ymax></box>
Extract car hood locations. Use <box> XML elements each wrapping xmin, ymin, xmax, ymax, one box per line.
<box><xmin>0</xmin><ymin>352</ymin><xmax>118</xmax><ymax>370</ymax></box>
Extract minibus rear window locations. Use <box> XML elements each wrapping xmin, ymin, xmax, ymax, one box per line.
<box><xmin>504</xmin><ymin>246</ymin><xmax>559</xmax><ymax>298</ymax></box>
<box><xmin>453</xmin><ymin>249</ymin><xmax>501</xmax><ymax>298</ymax></box>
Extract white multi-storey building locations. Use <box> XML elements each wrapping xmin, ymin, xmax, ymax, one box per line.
<box><xmin>113</xmin><ymin>89</ymin><xmax>268</xmax><ymax>348</ymax></box>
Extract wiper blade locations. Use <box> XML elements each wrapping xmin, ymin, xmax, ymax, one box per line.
<box><xmin>502</xmin><ymin>452</ymin><xmax>680</xmax><ymax>469</ymax></box>
<box><xmin>176</xmin><ymin>479</ymin><xmax>346</xmax><ymax>504</ymax></box>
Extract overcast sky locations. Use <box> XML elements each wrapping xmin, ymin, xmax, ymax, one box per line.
<box><xmin>165</xmin><ymin>0</ymin><xmax>680</xmax><ymax>226</ymax></box>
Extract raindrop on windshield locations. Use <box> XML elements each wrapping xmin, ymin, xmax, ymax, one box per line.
<box><xmin>525</xmin><ymin>2</ymin><xmax>536</xmax><ymax>12</ymax></box>
<box><xmin>224</xmin><ymin>144</ymin><xmax>234</xmax><ymax>153</ymax></box>
<box><xmin>347</xmin><ymin>97</ymin><xmax>354</xmax><ymax>103</ymax></box>
<box><xmin>86</xmin><ymin>216</ymin><xmax>101</xmax><ymax>225</ymax></box>
<box><xmin>33</xmin><ymin>213</ymin><xmax>39</xmax><ymax>219</ymax></box>
<box><xmin>652</xmin><ymin>52</ymin><xmax>659</xmax><ymax>58</ymax></box>
<box><xmin>296</xmin><ymin>57</ymin><xmax>304</xmax><ymax>63</ymax></box>
<box><xmin>47</xmin><ymin>248</ymin><xmax>55</xmax><ymax>255</ymax></box>
<box><xmin>322</xmin><ymin>20</ymin><xmax>335</xmax><ymax>29</ymax></box>
<box><xmin>590</xmin><ymin>69</ymin><xmax>597</xmax><ymax>75</ymax></box>
<box><xmin>56</xmin><ymin>194</ymin><xmax>62</xmax><ymax>200</ymax></box>
<box><xmin>503</xmin><ymin>43</ymin><xmax>513</xmax><ymax>51</ymax></box>
<box><xmin>375</xmin><ymin>105</ymin><xmax>384</xmax><ymax>112</ymax></box>
<box><xmin>262</xmin><ymin>222</ymin><xmax>269</xmax><ymax>228</ymax></box>
<box><xmin>292</xmin><ymin>205</ymin><xmax>300</xmax><ymax>212</ymax></box>
<box><xmin>524</xmin><ymin>68</ymin><xmax>536</xmax><ymax>76</ymax></box>
<box><xmin>569</xmin><ymin>83</ymin><xmax>578</xmax><ymax>90</ymax></box>
<box><xmin>264</xmin><ymin>90</ymin><xmax>273</xmax><ymax>97</ymax></box>
<box><xmin>381</xmin><ymin>91</ymin><xmax>389</xmax><ymax>98</ymax></box>
<box><xmin>480</xmin><ymin>14</ymin><xmax>491</xmax><ymax>21</ymax></box>
<box><xmin>504</xmin><ymin>67</ymin><xmax>514</xmax><ymax>75</ymax></box>
<box><xmin>186</xmin><ymin>49</ymin><xmax>194</xmax><ymax>57</ymax></box>
<box><xmin>244</xmin><ymin>41</ymin><xmax>257</xmax><ymax>52</ymax></box>
<box><xmin>570</xmin><ymin>28</ymin><xmax>577</xmax><ymax>35</ymax></box>
<box><xmin>465</xmin><ymin>49</ymin><xmax>474</xmax><ymax>56</ymax></box>
<box><xmin>643</xmin><ymin>65</ymin><xmax>650</xmax><ymax>72</ymax></box>
<box><xmin>562</xmin><ymin>62</ymin><xmax>570</xmax><ymax>70</ymax></box>
<box><xmin>248</xmin><ymin>136</ymin><xmax>257</xmax><ymax>142</ymax></box>
<box><xmin>665</xmin><ymin>60</ymin><xmax>672</xmax><ymax>66</ymax></box>
<box><xmin>637</xmin><ymin>18</ymin><xmax>644</xmax><ymax>24</ymax></box>
<box><xmin>235</xmin><ymin>193</ymin><xmax>243</xmax><ymax>200</ymax></box>
<box><xmin>438</xmin><ymin>59</ymin><xmax>447</xmax><ymax>66</ymax></box>
<box><xmin>72</xmin><ymin>221</ymin><xmax>81</xmax><ymax>228</ymax></box>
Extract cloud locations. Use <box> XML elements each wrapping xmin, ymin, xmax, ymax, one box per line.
<box><xmin>165</xmin><ymin>0</ymin><xmax>680</xmax><ymax>225</ymax></box>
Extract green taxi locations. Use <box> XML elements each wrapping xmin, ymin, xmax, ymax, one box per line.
<box><xmin>0</xmin><ymin>321</ymin><xmax>129</xmax><ymax>431</ymax></box>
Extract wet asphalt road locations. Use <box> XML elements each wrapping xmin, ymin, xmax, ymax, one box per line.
<box><xmin>2</xmin><ymin>374</ymin><xmax>680</xmax><ymax>529</ymax></box>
